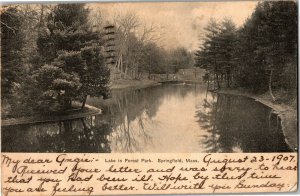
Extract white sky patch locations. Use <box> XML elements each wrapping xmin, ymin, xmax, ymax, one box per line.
<box><xmin>91</xmin><ymin>1</ymin><xmax>259</xmax><ymax>51</ymax></box>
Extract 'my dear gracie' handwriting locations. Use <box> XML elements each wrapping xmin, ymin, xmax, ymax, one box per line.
<box><xmin>1</xmin><ymin>153</ymin><xmax>297</xmax><ymax>196</ymax></box>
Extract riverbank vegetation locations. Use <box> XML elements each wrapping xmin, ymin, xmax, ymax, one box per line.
<box><xmin>2</xmin><ymin>4</ymin><xmax>110</xmax><ymax>117</ymax></box>
<box><xmin>2</xmin><ymin>2</ymin><xmax>296</xmax><ymax>119</ymax></box>
<box><xmin>1</xmin><ymin>4</ymin><xmax>193</xmax><ymax>118</ymax></box>
<box><xmin>194</xmin><ymin>1</ymin><xmax>297</xmax><ymax>105</ymax></box>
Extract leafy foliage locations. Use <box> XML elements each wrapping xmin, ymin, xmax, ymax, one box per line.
<box><xmin>1</xmin><ymin>7</ymin><xmax>25</xmax><ymax>97</ymax></box>
<box><xmin>32</xmin><ymin>65</ymin><xmax>81</xmax><ymax>111</ymax></box>
<box><xmin>31</xmin><ymin>4</ymin><xmax>110</xmax><ymax>110</ymax></box>
<box><xmin>168</xmin><ymin>47</ymin><xmax>194</xmax><ymax>73</ymax></box>
<box><xmin>195</xmin><ymin>1</ymin><xmax>297</xmax><ymax>95</ymax></box>
<box><xmin>195</xmin><ymin>18</ymin><xmax>238</xmax><ymax>87</ymax></box>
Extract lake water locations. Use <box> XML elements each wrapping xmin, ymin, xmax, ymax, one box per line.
<box><xmin>1</xmin><ymin>83</ymin><xmax>291</xmax><ymax>153</ymax></box>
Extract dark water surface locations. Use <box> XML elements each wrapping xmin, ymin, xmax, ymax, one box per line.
<box><xmin>2</xmin><ymin>83</ymin><xmax>291</xmax><ymax>153</ymax></box>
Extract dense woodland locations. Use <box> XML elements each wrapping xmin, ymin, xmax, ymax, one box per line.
<box><xmin>195</xmin><ymin>1</ymin><xmax>297</xmax><ymax>102</ymax></box>
<box><xmin>1</xmin><ymin>2</ymin><xmax>297</xmax><ymax>118</ymax></box>
<box><xmin>1</xmin><ymin>4</ymin><xmax>193</xmax><ymax>117</ymax></box>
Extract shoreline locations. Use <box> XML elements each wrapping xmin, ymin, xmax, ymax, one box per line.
<box><xmin>1</xmin><ymin>80</ymin><xmax>160</xmax><ymax>127</ymax></box>
<box><xmin>2</xmin><ymin>81</ymin><xmax>297</xmax><ymax>153</ymax></box>
<box><xmin>110</xmin><ymin>79</ymin><xmax>160</xmax><ymax>91</ymax></box>
<box><xmin>216</xmin><ymin>89</ymin><xmax>298</xmax><ymax>152</ymax></box>
<box><xmin>1</xmin><ymin>104</ymin><xmax>101</xmax><ymax>127</ymax></box>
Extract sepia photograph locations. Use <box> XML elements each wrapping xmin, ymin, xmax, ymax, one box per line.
<box><xmin>1</xmin><ymin>1</ymin><xmax>298</xmax><ymax>154</ymax></box>
<box><xmin>1</xmin><ymin>1</ymin><xmax>298</xmax><ymax>195</ymax></box>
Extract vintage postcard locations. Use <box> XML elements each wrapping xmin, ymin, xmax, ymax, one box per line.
<box><xmin>1</xmin><ymin>1</ymin><xmax>298</xmax><ymax>195</ymax></box>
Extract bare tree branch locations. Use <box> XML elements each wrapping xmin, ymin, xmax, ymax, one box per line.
<box><xmin>0</xmin><ymin>21</ymin><xmax>16</xmax><ymax>34</ymax></box>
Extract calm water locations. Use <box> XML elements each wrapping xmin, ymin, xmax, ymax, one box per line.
<box><xmin>2</xmin><ymin>83</ymin><xmax>291</xmax><ymax>153</ymax></box>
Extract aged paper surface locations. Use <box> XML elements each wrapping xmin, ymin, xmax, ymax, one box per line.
<box><xmin>1</xmin><ymin>1</ymin><xmax>298</xmax><ymax>195</ymax></box>
<box><xmin>1</xmin><ymin>153</ymin><xmax>298</xmax><ymax>195</ymax></box>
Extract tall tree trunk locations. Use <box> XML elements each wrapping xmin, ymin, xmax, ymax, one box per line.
<box><xmin>124</xmin><ymin>64</ymin><xmax>128</xmax><ymax>79</ymax></box>
<box><xmin>58</xmin><ymin>121</ymin><xmax>62</xmax><ymax>134</ymax></box>
<box><xmin>206</xmin><ymin>73</ymin><xmax>210</xmax><ymax>98</ymax></box>
<box><xmin>81</xmin><ymin>95</ymin><xmax>88</xmax><ymax>109</ymax></box>
<box><xmin>269</xmin><ymin>69</ymin><xmax>276</xmax><ymax>102</ymax></box>
<box><xmin>213</xmin><ymin>50</ymin><xmax>219</xmax><ymax>90</ymax></box>
<box><xmin>64</xmin><ymin>98</ymin><xmax>72</xmax><ymax>110</ymax></box>
<box><xmin>63</xmin><ymin>121</ymin><xmax>72</xmax><ymax>133</ymax></box>
<box><xmin>38</xmin><ymin>5</ymin><xmax>44</xmax><ymax>34</ymax></box>
<box><xmin>216</xmin><ymin>74</ymin><xmax>220</xmax><ymax>89</ymax></box>
<box><xmin>136</xmin><ymin>63</ymin><xmax>139</xmax><ymax>79</ymax></box>
<box><xmin>227</xmin><ymin>71</ymin><xmax>230</xmax><ymax>87</ymax></box>
<box><xmin>80</xmin><ymin>118</ymin><xmax>89</xmax><ymax>138</ymax></box>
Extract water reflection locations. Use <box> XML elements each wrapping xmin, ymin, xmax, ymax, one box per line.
<box><xmin>2</xmin><ymin>116</ymin><xmax>112</xmax><ymax>153</ymax></box>
<box><xmin>88</xmin><ymin>84</ymin><xmax>194</xmax><ymax>152</ymax></box>
<box><xmin>196</xmin><ymin>93</ymin><xmax>291</xmax><ymax>152</ymax></box>
<box><xmin>1</xmin><ymin>83</ymin><xmax>291</xmax><ymax>153</ymax></box>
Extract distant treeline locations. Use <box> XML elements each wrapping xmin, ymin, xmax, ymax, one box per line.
<box><xmin>195</xmin><ymin>1</ymin><xmax>297</xmax><ymax>99</ymax></box>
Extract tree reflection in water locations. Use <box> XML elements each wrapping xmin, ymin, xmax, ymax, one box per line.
<box><xmin>88</xmin><ymin>84</ymin><xmax>191</xmax><ymax>152</ymax></box>
<box><xmin>3</xmin><ymin>84</ymin><xmax>290</xmax><ymax>153</ymax></box>
<box><xmin>196</xmin><ymin>92</ymin><xmax>291</xmax><ymax>153</ymax></box>
<box><xmin>195</xmin><ymin>93</ymin><xmax>220</xmax><ymax>152</ymax></box>
<box><xmin>1</xmin><ymin>116</ymin><xmax>112</xmax><ymax>153</ymax></box>
<box><xmin>2</xmin><ymin>84</ymin><xmax>194</xmax><ymax>153</ymax></box>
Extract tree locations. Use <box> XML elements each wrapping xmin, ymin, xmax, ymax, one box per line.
<box><xmin>110</xmin><ymin>11</ymin><xmax>163</xmax><ymax>79</ymax></box>
<box><xmin>235</xmin><ymin>1</ymin><xmax>297</xmax><ymax>96</ymax></box>
<box><xmin>195</xmin><ymin>18</ymin><xmax>223</xmax><ymax>89</ymax></box>
<box><xmin>260</xmin><ymin>1</ymin><xmax>297</xmax><ymax>100</ymax></box>
<box><xmin>217</xmin><ymin>19</ymin><xmax>238</xmax><ymax>87</ymax></box>
<box><xmin>169</xmin><ymin>47</ymin><xmax>194</xmax><ymax>72</ymax></box>
<box><xmin>196</xmin><ymin>1</ymin><xmax>297</xmax><ymax>98</ymax></box>
<box><xmin>32</xmin><ymin>4</ymin><xmax>110</xmax><ymax>110</ymax></box>
<box><xmin>112</xmin><ymin>12</ymin><xmax>142</xmax><ymax>79</ymax></box>
<box><xmin>80</xmin><ymin>45</ymin><xmax>110</xmax><ymax>108</ymax></box>
<box><xmin>30</xmin><ymin>65</ymin><xmax>82</xmax><ymax>111</ymax></box>
<box><xmin>1</xmin><ymin>6</ymin><xmax>25</xmax><ymax>97</ymax></box>
<box><xmin>37</xmin><ymin>4</ymin><xmax>91</xmax><ymax>62</ymax></box>
<box><xmin>141</xmin><ymin>42</ymin><xmax>167</xmax><ymax>78</ymax></box>
<box><xmin>21</xmin><ymin>5</ymin><xmax>54</xmax><ymax>69</ymax></box>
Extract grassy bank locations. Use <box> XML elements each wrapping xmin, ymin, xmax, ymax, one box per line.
<box><xmin>217</xmin><ymin>88</ymin><xmax>297</xmax><ymax>151</ymax></box>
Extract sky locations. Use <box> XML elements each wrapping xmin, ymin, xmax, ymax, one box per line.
<box><xmin>91</xmin><ymin>1</ymin><xmax>259</xmax><ymax>51</ymax></box>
